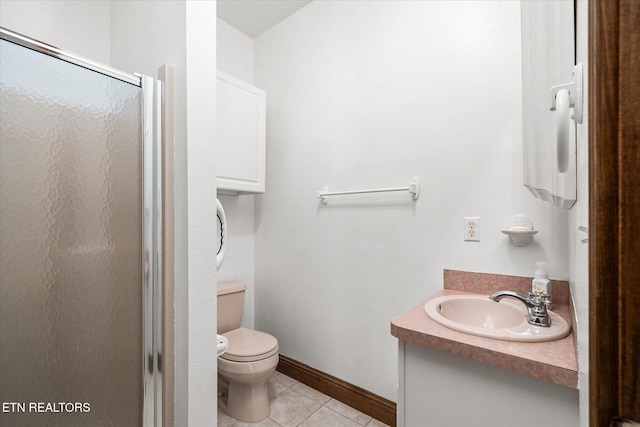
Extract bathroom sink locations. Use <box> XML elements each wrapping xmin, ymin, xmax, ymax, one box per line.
<box><xmin>424</xmin><ymin>294</ymin><xmax>570</xmax><ymax>342</ymax></box>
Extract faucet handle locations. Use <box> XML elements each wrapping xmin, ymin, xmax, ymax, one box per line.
<box><xmin>527</xmin><ymin>291</ymin><xmax>542</xmax><ymax>304</ymax></box>
<box><xmin>530</xmin><ymin>289</ymin><xmax>551</xmax><ymax>303</ymax></box>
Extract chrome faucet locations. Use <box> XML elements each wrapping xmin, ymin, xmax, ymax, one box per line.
<box><xmin>489</xmin><ymin>290</ymin><xmax>552</xmax><ymax>327</ymax></box>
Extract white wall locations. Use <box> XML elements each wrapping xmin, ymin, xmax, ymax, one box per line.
<box><xmin>0</xmin><ymin>0</ymin><xmax>111</xmax><ymax>64</ymax></box>
<box><xmin>254</xmin><ymin>0</ymin><xmax>570</xmax><ymax>401</ymax></box>
<box><xmin>184</xmin><ymin>4</ymin><xmax>218</xmax><ymax>424</ymax></box>
<box><xmin>217</xmin><ymin>18</ymin><xmax>254</xmax><ymax>83</ymax></box>
<box><xmin>572</xmin><ymin>1</ymin><xmax>590</xmax><ymax>425</ymax></box>
<box><xmin>216</xmin><ymin>17</ymin><xmax>257</xmax><ymax>329</ymax></box>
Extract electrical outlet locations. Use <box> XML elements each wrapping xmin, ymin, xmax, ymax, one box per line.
<box><xmin>464</xmin><ymin>217</ymin><xmax>480</xmax><ymax>241</ymax></box>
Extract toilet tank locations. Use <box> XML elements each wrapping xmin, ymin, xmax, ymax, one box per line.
<box><xmin>217</xmin><ymin>281</ymin><xmax>246</xmax><ymax>334</ymax></box>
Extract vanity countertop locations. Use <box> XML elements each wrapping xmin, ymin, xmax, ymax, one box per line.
<box><xmin>390</xmin><ymin>270</ymin><xmax>578</xmax><ymax>388</ymax></box>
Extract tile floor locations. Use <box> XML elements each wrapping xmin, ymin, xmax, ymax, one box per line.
<box><xmin>218</xmin><ymin>371</ymin><xmax>391</xmax><ymax>427</ymax></box>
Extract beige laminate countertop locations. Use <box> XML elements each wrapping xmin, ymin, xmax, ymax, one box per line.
<box><xmin>390</xmin><ymin>270</ymin><xmax>578</xmax><ymax>388</ymax></box>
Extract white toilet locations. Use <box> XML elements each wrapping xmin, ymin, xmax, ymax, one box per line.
<box><xmin>217</xmin><ymin>281</ymin><xmax>279</xmax><ymax>422</ymax></box>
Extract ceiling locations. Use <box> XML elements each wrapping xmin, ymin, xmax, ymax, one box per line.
<box><xmin>217</xmin><ymin>0</ymin><xmax>314</xmax><ymax>38</ymax></box>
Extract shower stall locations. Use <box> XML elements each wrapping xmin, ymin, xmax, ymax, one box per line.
<box><xmin>0</xmin><ymin>28</ymin><xmax>164</xmax><ymax>426</ymax></box>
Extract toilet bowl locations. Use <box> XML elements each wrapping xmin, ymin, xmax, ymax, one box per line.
<box><xmin>217</xmin><ymin>282</ymin><xmax>279</xmax><ymax>422</ymax></box>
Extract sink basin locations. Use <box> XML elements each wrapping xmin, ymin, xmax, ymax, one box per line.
<box><xmin>424</xmin><ymin>294</ymin><xmax>570</xmax><ymax>342</ymax></box>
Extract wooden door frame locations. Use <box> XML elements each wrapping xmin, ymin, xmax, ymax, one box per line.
<box><xmin>589</xmin><ymin>0</ymin><xmax>640</xmax><ymax>425</ymax></box>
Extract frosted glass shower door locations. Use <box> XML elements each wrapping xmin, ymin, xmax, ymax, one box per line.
<box><xmin>0</xmin><ymin>33</ymin><xmax>160</xmax><ymax>426</ymax></box>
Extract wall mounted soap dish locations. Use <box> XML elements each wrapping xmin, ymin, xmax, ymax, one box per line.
<box><xmin>501</xmin><ymin>214</ymin><xmax>538</xmax><ymax>247</ymax></box>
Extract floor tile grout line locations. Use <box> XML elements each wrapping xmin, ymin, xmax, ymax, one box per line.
<box><xmin>323</xmin><ymin>398</ymin><xmax>373</xmax><ymax>426</ymax></box>
<box><xmin>220</xmin><ymin>372</ymin><xmax>390</xmax><ymax>427</ymax></box>
<box><xmin>294</xmin><ymin>403</ymin><xmax>322</xmax><ymax>427</ymax></box>
<box><xmin>268</xmin><ymin>416</ymin><xmax>284</xmax><ymax>427</ymax></box>
<box><xmin>306</xmin><ymin>404</ymin><xmax>366</xmax><ymax>427</ymax></box>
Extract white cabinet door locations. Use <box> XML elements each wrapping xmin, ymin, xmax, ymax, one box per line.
<box><xmin>216</xmin><ymin>71</ymin><xmax>266</xmax><ymax>193</ymax></box>
<box><xmin>399</xmin><ymin>341</ymin><xmax>579</xmax><ymax>427</ymax></box>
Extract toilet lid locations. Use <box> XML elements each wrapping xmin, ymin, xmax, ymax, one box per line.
<box><xmin>220</xmin><ymin>327</ymin><xmax>278</xmax><ymax>362</ymax></box>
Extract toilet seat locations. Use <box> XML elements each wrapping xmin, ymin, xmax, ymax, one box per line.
<box><xmin>221</xmin><ymin>327</ymin><xmax>278</xmax><ymax>362</ymax></box>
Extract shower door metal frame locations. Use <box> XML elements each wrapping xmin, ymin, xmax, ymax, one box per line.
<box><xmin>0</xmin><ymin>27</ymin><xmax>164</xmax><ymax>427</ymax></box>
<box><xmin>141</xmin><ymin>73</ymin><xmax>164</xmax><ymax>427</ymax></box>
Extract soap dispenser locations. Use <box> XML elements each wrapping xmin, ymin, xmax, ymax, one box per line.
<box><xmin>532</xmin><ymin>262</ymin><xmax>551</xmax><ymax>307</ymax></box>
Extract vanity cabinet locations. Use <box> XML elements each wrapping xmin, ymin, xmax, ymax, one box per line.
<box><xmin>397</xmin><ymin>342</ymin><xmax>579</xmax><ymax>427</ymax></box>
<box><xmin>216</xmin><ymin>71</ymin><xmax>266</xmax><ymax>194</ymax></box>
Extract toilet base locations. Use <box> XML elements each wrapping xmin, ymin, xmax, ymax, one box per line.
<box><xmin>218</xmin><ymin>376</ymin><xmax>270</xmax><ymax>422</ymax></box>
<box><xmin>217</xmin><ymin>352</ymin><xmax>278</xmax><ymax>422</ymax></box>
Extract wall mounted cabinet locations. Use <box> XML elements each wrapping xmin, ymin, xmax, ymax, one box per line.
<box><xmin>216</xmin><ymin>71</ymin><xmax>266</xmax><ymax>194</ymax></box>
